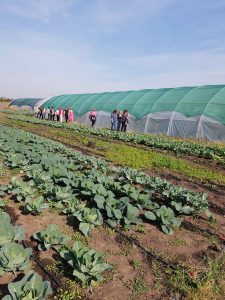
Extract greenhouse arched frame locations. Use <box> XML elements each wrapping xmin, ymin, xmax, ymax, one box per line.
<box><xmin>33</xmin><ymin>84</ymin><xmax>225</xmax><ymax>141</ymax></box>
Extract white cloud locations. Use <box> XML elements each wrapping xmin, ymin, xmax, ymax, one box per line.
<box><xmin>1</xmin><ymin>41</ymin><xmax>225</xmax><ymax>98</ymax></box>
<box><xmin>2</xmin><ymin>0</ymin><xmax>75</xmax><ymax>22</ymax></box>
<box><xmin>90</xmin><ymin>0</ymin><xmax>174</xmax><ymax>29</ymax></box>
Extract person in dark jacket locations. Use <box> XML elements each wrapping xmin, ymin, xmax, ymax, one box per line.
<box><xmin>89</xmin><ymin>109</ymin><xmax>97</xmax><ymax>127</ymax></box>
<box><xmin>49</xmin><ymin>107</ymin><xmax>53</xmax><ymax>120</ymax></box>
<box><xmin>117</xmin><ymin>110</ymin><xmax>122</xmax><ymax>131</ymax></box>
<box><xmin>111</xmin><ymin>109</ymin><xmax>117</xmax><ymax>130</ymax></box>
<box><xmin>52</xmin><ymin>108</ymin><xmax>55</xmax><ymax>121</ymax></box>
<box><xmin>64</xmin><ymin>107</ymin><xmax>69</xmax><ymax>123</ymax></box>
<box><xmin>39</xmin><ymin>107</ymin><xmax>43</xmax><ymax>119</ymax></box>
<box><xmin>121</xmin><ymin>110</ymin><xmax>129</xmax><ymax>132</ymax></box>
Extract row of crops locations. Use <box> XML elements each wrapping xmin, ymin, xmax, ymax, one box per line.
<box><xmin>0</xmin><ymin>125</ymin><xmax>212</xmax><ymax>235</ymax></box>
<box><xmin>4</xmin><ymin>113</ymin><xmax>225</xmax><ymax>160</ymax></box>
<box><xmin>0</xmin><ymin>208</ymin><xmax>112</xmax><ymax>298</ymax></box>
<box><xmin>0</xmin><ymin>124</ymin><xmax>214</xmax><ymax>298</ymax></box>
<box><xmin>0</xmin><ymin>210</ymin><xmax>52</xmax><ymax>299</ymax></box>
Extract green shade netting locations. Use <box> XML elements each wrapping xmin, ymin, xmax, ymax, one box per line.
<box><xmin>42</xmin><ymin>85</ymin><xmax>225</xmax><ymax>124</ymax></box>
<box><xmin>10</xmin><ymin>98</ymin><xmax>42</xmax><ymax>109</ymax></box>
<box><xmin>174</xmin><ymin>85</ymin><xmax>225</xmax><ymax>118</ymax></box>
<box><xmin>150</xmin><ymin>87</ymin><xmax>195</xmax><ymax>113</ymax></box>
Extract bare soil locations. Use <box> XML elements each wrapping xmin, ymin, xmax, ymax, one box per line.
<box><xmin>2</xmin><ymin>199</ymin><xmax>169</xmax><ymax>300</ymax></box>
<box><xmin>0</xmin><ymin>102</ymin><xmax>9</xmax><ymax>109</ymax></box>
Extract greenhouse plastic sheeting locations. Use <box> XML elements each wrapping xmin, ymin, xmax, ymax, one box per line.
<box><xmin>38</xmin><ymin>85</ymin><xmax>225</xmax><ymax>141</ymax></box>
<box><xmin>10</xmin><ymin>98</ymin><xmax>42</xmax><ymax>110</ymax></box>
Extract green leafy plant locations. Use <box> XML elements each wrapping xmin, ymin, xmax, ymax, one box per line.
<box><xmin>62</xmin><ymin>197</ymin><xmax>82</xmax><ymax>214</ymax></box>
<box><xmin>24</xmin><ymin>196</ymin><xmax>49</xmax><ymax>214</ymax></box>
<box><xmin>7</xmin><ymin>177</ymin><xmax>36</xmax><ymax>202</ymax></box>
<box><xmin>60</xmin><ymin>241</ymin><xmax>111</xmax><ymax>285</ymax></box>
<box><xmin>0</xmin><ymin>212</ymin><xmax>24</xmax><ymax>247</ymax></box>
<box><xmin>145</xmin><ymin>205</ymin><xmax>182</xmax><ymax>235</ymax></box>
<box><xmin>0</xmin><ymin>242</ymin><xmax>32</xmax><ymax>275</ymax></box>
<box><xmin>33</xmin><ymin>224</ymin><xmax>70</xmax><ymax>251</ymax></box>
<box><xmin>2</xmin><ymin>270</ymin><xmax>52</xmax><ymax>300</ymax></box>
<box><xmin>94</xmin><ymin>195</ymin><xmax>141</xmax><ymax>228</ymax></box>
<box><xmin>73</xmin><ymin>207</ymin><xmax>103</xmax><ymax>237</ymax></box>
<box><xmin>0</xmin><ymin>163</ymin><xmax>4</xmax><ymax>177</ymax></box>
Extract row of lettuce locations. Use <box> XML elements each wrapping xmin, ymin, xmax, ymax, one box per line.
<box><xmin>4</xmin><ymin>112</ymin><xmax>225</xmax><ymax>161</ymax></box>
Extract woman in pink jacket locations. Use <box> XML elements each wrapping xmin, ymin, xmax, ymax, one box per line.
<box><xmin>68</xmin><ymin>108</ymin><xmax>74</xmax><ymax>123</ymax></box>
<box><xmin>59</xmin><ymin>108</ymin><xmax>64</xmax><ymax>123</ymax></box>
<box><xmin>89</xmin><ymin>109</ymin><xmax>96</xmax><ymax>127</ymax></box>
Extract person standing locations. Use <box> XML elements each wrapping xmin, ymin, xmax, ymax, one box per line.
<box><xmin>36</xmin><ymin>107</ymin><xmax>40</xmax><ymax>118</ymax></box>
<box><xmin>64</xmin><ymin>107</ymin><xmax>69</xmax><ymax>123</ymax></box>
<box><xmin>111</xmin><ymin>109</ymin><xmax>117</xmax><ymax>130</ymax></box>
<box><xmin>68</xmin><ymin>108</ymin><xmax>74</xmax><ymax>123</ymax></box>
<box><xmin>121</xmin><ymin>110</ymin><xmax>129</xmax><ymax>132</ymax></box>
<box><xmin>39</xmin><ymin>107</ymin><xmax>43</xmax><ymax>119</ymax></box>
<box><xmin>89</xmin><ymin>109</ymin><xmax>97</xmax><ymax>127</ymax></box>
<box><xmin>52</xmin><ymin>107</ymin><xmax>55</xmax><ymax>121</ymax></box>
<box><xmin>117</xmin><ymin>110</ymin><xmax>122</xmax><ymax>131</ymax></box>
<box><xmin>42</xmin><ymin>107</ymin><xmax>46</xmax><ymax>119</ymax></box>
<box><xmin>56</xmin><ymin>108</ymin><xmax>59</xmax><ymax>121</ymax></box>
<box><xmin>46</xmin><ymin>107</ymin><xmax>49</xmax><ymax>120</ymax></box>
<box><xmin>49</xmin><ymin>107</ymin><xmax>53</xmax><ymax>120</ymax></box>
<box><xmin>59</xmin><ymin>108</ymin><xmax>64</xmax><ymax>123</ymax></box>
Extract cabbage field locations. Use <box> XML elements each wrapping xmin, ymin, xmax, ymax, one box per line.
<box><xmin>0</xmin><ymin>110</ymin><xmax>225</xmax><ymax>300</ymax></box>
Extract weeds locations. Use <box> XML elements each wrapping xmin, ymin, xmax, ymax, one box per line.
<box><xmin>54</xmin><ymin>285</ymin><xmax>83</xmax><ymax>300</ymax></box>
<box><xmin>130</xmin><ymin>259</ymin><xmax>142</xmax><ymax>270</ymax></box>
<box><xmin>168</xmin><ymin>237</ymin><xmax>187</xmax><ymax>247</ymax></box>
<box><xmin>126</xmin><ymin>276</ymin><xmax>149</xmax><ymax>299</ymax></box>
<box><xmin>134</xmin><ymin>224</ymin><xmax>147</xmax><ymax>234</ymax></box>
<box><xmin>167</xmin><ymin>253</ymin><xmax>225</xmax><ymax>300</ymax></box>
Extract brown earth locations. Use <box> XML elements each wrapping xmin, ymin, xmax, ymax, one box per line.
<box><xmin>1</xmin><ymin>167</ymin><xmax>224</xmax><ymax>299</ymax></box>
<box><xmin>0</xmin><ymin>102</ymin><xmax>9</xmax><ymax>109</ymax></box>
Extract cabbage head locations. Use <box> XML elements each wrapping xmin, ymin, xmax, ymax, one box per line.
<box><xmin>2</xmin><ymin>270</ymin><xmax>52</xmax><ymax>300</ymax></box>
<box><xmin>0</xmin><ymin>242</ymin><xmax>32</xmax><ymax>276</ymax></box>
<box><xmin>0</xmin><ymin>213</ymin><xmax>24</xmax><ymax>248</ymax></box>
<box><xmin>33</xmin><ymin>224</ymin><xmax>70</xmax><ymax>251</ymax></box>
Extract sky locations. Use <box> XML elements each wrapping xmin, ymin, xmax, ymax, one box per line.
<box><xmin>1</xmin><ymin>0</ymin><xmax>225</xmax><ymax>98</ymax></box>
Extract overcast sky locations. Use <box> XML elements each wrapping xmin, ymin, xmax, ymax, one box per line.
<box><xmin>1</xmin><ymin>0</ymin><xmax>225</xmax><ymax>98</ymax></box>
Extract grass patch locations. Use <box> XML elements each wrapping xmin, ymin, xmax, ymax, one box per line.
<box><xmin>130</xmin><ymin>259</ymin><xmax>142</xmax><ymax>271</ymax></box>
<box><xmin>126</xmin><ymin>276</ymin><xmax>149</xmax><ymax>299</ymax></box>
<box><xmin>97</xmin><ymin>140</ymin><xmax>225</xmax><ymax>184</ymax></box>
<box><xmin>167</xmin><ymin>253</ymin><xmax>225</xmax><ymax>300</ymax></box>
<box><xmin>168</xmin><ymin>237</ymin><xmax>187</xmax><ymax>247</ymax></box>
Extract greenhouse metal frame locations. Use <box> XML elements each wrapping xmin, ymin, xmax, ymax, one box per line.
<box><xmin>12</xmin><ymin>85</ymin><xmax>225</xmax><ymax>141</ymax></box>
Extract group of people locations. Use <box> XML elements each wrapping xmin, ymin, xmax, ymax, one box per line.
<box><xmin>111</xmin><ymin>109</ymin><xmax>129</xmax><ymax>132</ymax></box>
<box><xmin>36</xmin><ymin>107</ymin><xmax>74</xmax><ymax>123</ymax></box>
<box><xmin>36</xmin><ymin>106</ymin><xmax>129</xmax><ymax>131</ymax></box>
<box><xmin>89</xmin><ymin>108</ymin><xmax>129</xmax><ymax>132</ymax></box>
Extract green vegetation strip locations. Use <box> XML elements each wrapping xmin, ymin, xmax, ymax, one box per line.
<box><xmin>5</xmin><ymin>112</ymin><xmax>225</xmax><ymax>161</ymax></box>
<box><xmin>95</xmin><ymin>140</ymin><xmax>225</xmax><ymax>184</ymax></box>
<box><xmin>1</xmin><ymin>113</ymin><xmax>225</xmax><ymax>185</ymax></box>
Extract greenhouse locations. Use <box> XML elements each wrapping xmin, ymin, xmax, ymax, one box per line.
<box><xmin>36</xmin><ymin>85</ymin><xmax>225</xmax><ymax>141</ymax></box>
<box><xmin>10</xmin><ymin>98</ymin><xmax>42</xmax><ymax>110</ymax></box>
